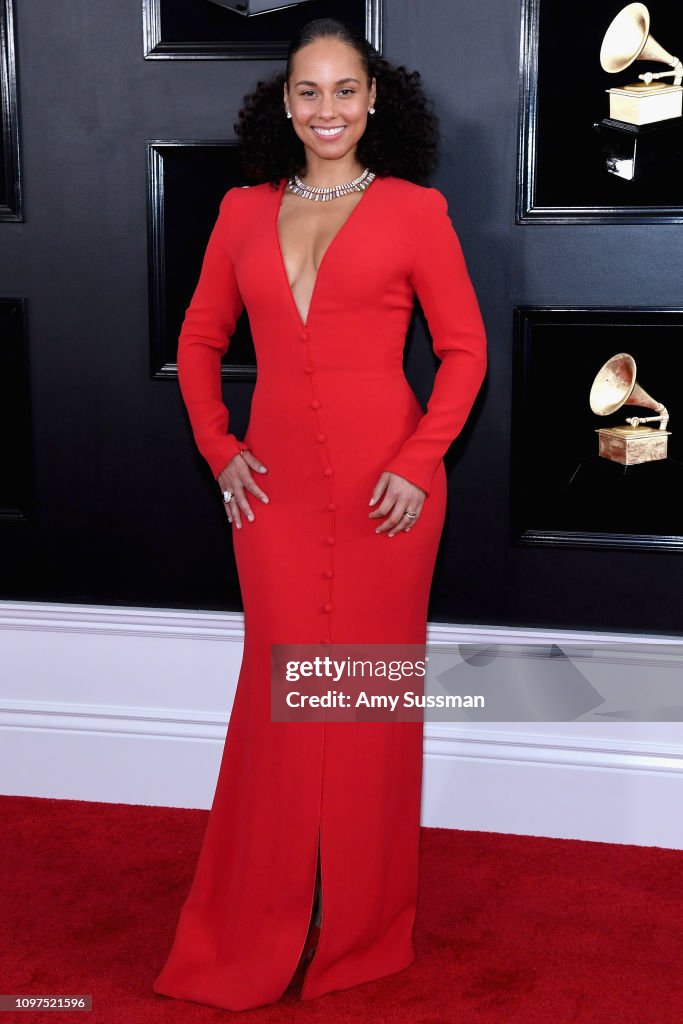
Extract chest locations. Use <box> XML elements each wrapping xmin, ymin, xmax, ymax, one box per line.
<box><xmin>231</xmin><ymin>182</ymin><xmax>417</xmax><ymax>325</ymax></box>
<box><xmin>276</xmin><ymin>191</ymin><xmax>367</xmax><ymax>276</ymax></box>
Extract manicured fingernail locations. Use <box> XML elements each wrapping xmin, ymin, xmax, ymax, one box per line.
<box><xmin>262</xmin><ymin>496</ymin><xmax>269</xmax><ymax>503</ymax></box>
<box><xmin>368</xmin><ymin>497</ymin><xmax>376</xmax><ymax>505</ymax></box>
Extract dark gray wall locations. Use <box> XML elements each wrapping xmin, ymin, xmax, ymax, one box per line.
<box><xmin>1</xmin><ymin>0</ymin><xmax>680</xmax><ymax>635</ymax></box>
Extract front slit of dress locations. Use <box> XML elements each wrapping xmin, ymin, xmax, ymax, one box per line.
<box><xmin>280</xmin><ymin>691</ymin><xmax>326</xmax><ymax>997</ymax></box>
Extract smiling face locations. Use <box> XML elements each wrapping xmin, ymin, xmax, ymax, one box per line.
<box><xmin>284</xmin><ymin>37</ymin><xmax>377</xmax><ymax>170</ymax></box>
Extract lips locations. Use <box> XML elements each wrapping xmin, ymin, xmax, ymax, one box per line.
<box><xmin>311</xmin><ymin>126</ymin><xmax>346</xmax><ymax>138</ymax></box>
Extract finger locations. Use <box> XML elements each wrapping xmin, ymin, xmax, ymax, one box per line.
<box><xmin>240</xmin><ymin>450</ymin><xmax>268</xmax><ymax>475</ymax></box>
<box><xmin>375</xmin><ymin>512</ymin><xmax>407</xmax><ymax>535</ymax></box>
<box><xmin>217</xmin><ymin>452</ymin><xmax>267</xmax><ymax>493</ymax></box>
<box><xmin>388</xmin><ymin>511</ymin><xmax>419</xmax><ymax>537</ymax></box>
<box><xmin>403</xmin><ymin>500</ymin><xmax>424</xmax><ymax>533</ymax></box>
<box><xmin>234</xmin><ymin>490</ymin><xmax>255</xmax><ymax>524</ymax></box>
<box><xmin>227</xmin><ymin>499</ymin><xmax>242</xmax><ymax>529</ymax></box>
<box><xmin>368</xmin><ymin>472</ymin><xmax>390</xmax><ymax>509</ymax></box>
<box><xmin>223</xmin><ymin>489</ymin><xmax>239</xmax><ymax>528</ymax></box>
<box><xmin>368</xmin><ymin>489</ymin><xmax>401</xmax><ymax>520</ymax></box>
<box><xmin>377</xmin><ymin>499</ymin><xmax>423</xmax><ymax>536</ymax></box>
<box><xmin>373</xmin><ymin>498</ymin><xmax>410</xmax><ymax>534</ymax></box>
<box><xmin>238</xmin><ymin>471</ymin><xmax>270</xmax><ymax>505</ymax></box>
<box><xmin>220</xmin><ymin>486</ymin><xmax>245</xmax><ymax>529</ymax></box>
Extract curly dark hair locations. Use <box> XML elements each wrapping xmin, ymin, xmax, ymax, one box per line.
<box><xmin>234</xmin><ymin>17</ymin><xmax>439</xmax><ymax>188</ymax></box>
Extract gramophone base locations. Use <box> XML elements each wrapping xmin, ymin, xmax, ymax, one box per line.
<box><xmin>593</xmin><ymin>116</ymin><xmax>683</xmax><ymax>181</ymax></box>
<box><xmin>595</xmin><ymin>426</ymin><xmax>671</xmax><ymax>465</ymax></box>
<box><xmin>548</xmin><ymin>454</ymin><xmax>683</xmax><ymax>537</ymax></box>
<box><xmin>606</xmin><ymin>84</ymin><xmax>683</xmax><ymax>126</ymax></box>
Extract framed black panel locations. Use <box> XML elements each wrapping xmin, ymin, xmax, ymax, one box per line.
<box><xmin>0</xmin><ymin>299</ymin><xmax>33</xmax><ymax>522</ymax></box>
<box><xmin>143</xmin><ymin>0</ymin><xmax>382</xmax><ymax>60</ymax></box>
<box><xmin>517</xmin><ymin>0</ymin><xmax>683</xmax><ymax>223</ymax></box>
<box><xmin>146</xmin><ymin>140</ymin><xmax>257</xmax><ymax>382</ymax></box>
<box><xmin>0</xmin><ymin>0</ymin><xmax>21</xmax><ymax>220</ymax></box>
<box><xmin>512</xmin><ymin>307</ymin><xmax>683</xmax><ymax>551</ymax></box>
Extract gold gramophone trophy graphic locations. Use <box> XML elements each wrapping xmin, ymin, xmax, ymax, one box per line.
<box><xmin>589</xmin><ymin>352</ymin><xmax>670</xmax><ymax>465</ymax></box>
<box><xmin>594</xmin><ymin>4</ymin><xmax>683</xmax><ymax>180</ymax></box>
<box><xmin>556</xmin><ymin>350</ymin><xmax>679</xmax><ymax>536</ymax></box>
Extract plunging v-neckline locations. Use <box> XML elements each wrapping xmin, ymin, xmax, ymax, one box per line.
<box><xmin>274</xmin><ymin>175</ymin><xmax>378</xmax><ymax>331</ymax></box>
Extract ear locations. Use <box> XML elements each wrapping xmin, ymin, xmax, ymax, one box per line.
<box><xmin>369</xmin><ymin>76</ymin><xmax>377</xmax><ymax>106</ymax></box>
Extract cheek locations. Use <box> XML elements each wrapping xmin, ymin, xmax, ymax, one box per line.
<box><xmin>291</xmin><ymin>102</ymin><xmax>311</xmax><ymax>121</ymax></box>
<box><xmin>347</xmin><ymin>103</ymin><xmax>369</xmax><ymax>125</ymax></box>
<box><xmin>348</xmin><ymin>117</ymin><xmax>367</xmax><ymax>136</ymax></box>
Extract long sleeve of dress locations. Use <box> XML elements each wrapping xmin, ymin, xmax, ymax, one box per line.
<box><xmin>176</xmin><ymin>187</ymin><xmax>246</xmax><ymax>480</ymax></box>
<box><xmin>381</xmin><ymin>187</ymin><xmax>488</xmax><ymax>497</ymax></box>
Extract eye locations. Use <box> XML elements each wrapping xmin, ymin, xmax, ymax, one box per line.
<box><xmin>339</xmin><ymin>89</ymin><xmax>355</xmax><ymax>95</ymax></box>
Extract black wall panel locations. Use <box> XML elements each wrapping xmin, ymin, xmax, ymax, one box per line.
<box><xmin>0</xmin><ymin>0</ymin><xmax>680</xmax><ymax>636</ymax></box>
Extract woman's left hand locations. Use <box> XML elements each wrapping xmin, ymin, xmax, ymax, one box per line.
<box><xmin>368</xmin><ymin>472</ymin><xmax>426</xmax><ymax>537</ymax></box>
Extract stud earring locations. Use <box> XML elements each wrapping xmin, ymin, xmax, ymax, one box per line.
<box><xmin>368</xmin><ymin>106</ymin><xmax>375</xmax><ymax>114</ymax></box>
<box><xmin>286</xmin><ymin>110</ymin><xmax>292</xmax><ymax>118</ymax></box>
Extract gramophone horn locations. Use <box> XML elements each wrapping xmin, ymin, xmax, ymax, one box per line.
<box><xmin>589</xmin><ymin>352</ymin><xmax>664</xmax><ymax>417</ymax></box>
<box><xmin>600</xmin><ymin>3</ymin><xmax>680</xmax><ymax>78</ymax></box>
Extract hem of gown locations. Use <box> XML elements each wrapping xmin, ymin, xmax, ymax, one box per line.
<box><xmin>297</xmin><ymin>943</ymin><xmax>417</xmax><ymax>1002</ymax></box>
<box><xmin>152</xmin><ymin>944</ymin><xmax>417</xmax><ymax>1012</ymax></box>
<box><xmin>152</xmin><ymin>975</ymin><xmax>290</xmax><ymax>1014</ymax></box>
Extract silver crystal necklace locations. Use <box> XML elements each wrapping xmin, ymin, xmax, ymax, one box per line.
<box><xmin>287</xmin><ymin>167</ymin><xmax>376</xmax><ymax>202</ymax></box>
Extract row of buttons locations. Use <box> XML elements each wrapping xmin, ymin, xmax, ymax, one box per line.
<box><xmin>301</xmin><ymin>333</ymin><xmax>336</xmax><ymax>643</ymax></box>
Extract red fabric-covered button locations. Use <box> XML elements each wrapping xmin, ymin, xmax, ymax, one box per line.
<box><xmin>316</xmin><ymin>434</ymin><xmax>326</xmax><ymax>443</ymax></box>
<box><xmin>323</xmin><ymin>467</ymin><xmax>333</xmax><ymax>477</ymax></box>
<box><xmin>304</xmin><ymin>366</ymin><xmax>314</xmax><ymax>374</ymax></box>
<box><xmin>320</xmin><ymin>638</ymin><xmax>331</xmax><ymax>645</ymax></box>
<box><xmin>310</xmin><ymin>400</ymin><xmax>320</xmax><ymax>409</ymax></box>
<box><xmin>323</xmin><ymin>569</ymin><xmax>333</xmax><ymax>578</ymax></box>
<box><xmin>327</xmin><ymin>502</ymin><xmax>337</xmax><ymax>511</ymax></box>
<box><xmin>323</xmin><ymin>603</ymin><xmax>333</xmax><ymax>613</ymax></box>
<box><xmin>326</xmin><ymin>536</ymin><xmax>335</xmax><ymax>545</ymax></box>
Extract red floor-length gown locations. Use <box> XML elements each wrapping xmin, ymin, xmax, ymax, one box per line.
<box><xmin>152</xmin><ymin>173</ymin><xmax>487</xmax><ymax>1010</ymax></box>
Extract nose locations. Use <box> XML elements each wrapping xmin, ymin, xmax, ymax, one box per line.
<box><xmin>318</xmin><ymin>92</ymin><xmax>337</xmax><ymax>119</ymax></box>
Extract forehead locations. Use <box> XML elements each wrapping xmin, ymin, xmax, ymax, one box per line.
<box><xmin>289</xmin><ymin>37</ymin><xmax>364</xmax><ymax>81</ymax></box>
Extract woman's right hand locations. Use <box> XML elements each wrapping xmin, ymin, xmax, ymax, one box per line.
<box><xmin>217</xmin><ymin>449</ymin><xmax>269</xmax><ymax>528</ymax></box>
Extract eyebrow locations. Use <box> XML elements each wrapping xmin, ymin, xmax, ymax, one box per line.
<box><xmin>294</xmin><ymin>78</ymin><xmax>362</xmax><ymax>86</ymax></box>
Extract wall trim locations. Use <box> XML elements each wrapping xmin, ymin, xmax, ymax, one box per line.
<box><xmin>1</xmin><ymin>601</ymin><xmax>682</xmax><ymax>847</ymax></box>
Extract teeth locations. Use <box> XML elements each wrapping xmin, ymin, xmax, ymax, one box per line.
<box><xmin>313</xmin><ymin>126</ymin><xmax>345</xmax><ymax>136</ymax></box>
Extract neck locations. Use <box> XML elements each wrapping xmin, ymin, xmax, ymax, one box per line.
<box><xmin>299</xmin><ymin>153</ymin><xmax>365</xmax><ymax>186</ymax></box>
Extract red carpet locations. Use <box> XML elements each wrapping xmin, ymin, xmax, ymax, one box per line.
<box><xmin>2</xmin><ymin>794</ymin><xmax>683</xmax><ymax>1021</ymax></box>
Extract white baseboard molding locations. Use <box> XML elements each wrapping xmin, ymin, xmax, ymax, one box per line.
<box><xmin>1</xmin><ymin>601</ymin><xmax>682</xmax><ymax>848</ymax></box>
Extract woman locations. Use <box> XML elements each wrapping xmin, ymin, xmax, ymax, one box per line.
<box><xmin>153</xmin><ymin>16</ymin><xmax>487</xmax><ymax>1012</ymax></box>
